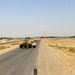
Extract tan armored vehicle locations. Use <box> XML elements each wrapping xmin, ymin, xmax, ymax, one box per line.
<box><xmin>20</xmin><ymin>39</ymin><xmax>37</xmax><ymax>48</ymax></box>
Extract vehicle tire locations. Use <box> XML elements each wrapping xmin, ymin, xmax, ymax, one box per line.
<box><xmin>33</xmin><ymin>46</ymin><xmax>36</xmax><ymax>48</ymax></box>
<box><xmin>20</xmin><ymin>45</ymin><xmax>23</xmax><ymax>48</ymax></box>
<box><xmin>29</xmin><ymin>44</ymin><xmax>32</xmax><ymax>48</ymax></box>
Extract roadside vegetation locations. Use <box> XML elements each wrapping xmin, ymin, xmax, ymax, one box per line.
<box><xmin>0</xmin><ymin>46</ymin><xmax>10</xmax><ymax>50</ymax></box>
<box><xmin>11</xmin><ymin>42</ymin><xmax>22</xmax><ymax>46</ymax></box>
<box><xmin>44</xmin><ymin>38</ymin><xmax>75</xmax><ymax>53</ymax></box>
<box><xmin>0</xmin><ymin>42</ymin><xmax>22</xmax><ymax>50</ymax></box>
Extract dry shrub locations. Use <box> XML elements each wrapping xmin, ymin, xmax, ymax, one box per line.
<box><xmin>11</xmin><ymin>43</ymin><xmax>21</xmax><ymax>46</ymax></box>
<box><xmin>0</xmin><ymin>46</ymin><xmax>10</xmax><ymax>50</ymax></box>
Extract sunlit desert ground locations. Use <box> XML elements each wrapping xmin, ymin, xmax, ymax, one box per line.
<box><xmin>38</xmin><ymin>38</ymin><xmax>75</xmax><ymax>75</ymax></box>
<box><xmin>44</xmin><ymin>38</ymin><xmax>75</xmax><ymax>53</ymax></box>
<box><xmin>0</xmin><ymin>39</ymin><xmax>23</xmax><ymax>55</ymax></box>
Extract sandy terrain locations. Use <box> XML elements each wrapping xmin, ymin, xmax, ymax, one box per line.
<box><xmin>0</xmin><ymin>45</ymin><xmax>19</xmax><ymax>55</ymax></box>
<box><xmin>0</xmin><ymin>41</ymin><xmax>22</xmax><ymax>55</ymax></box>
<box><xmin>0</xmin><ymin>39</ymin><xmax>22</xmax><ymax>44</ymax></box>
<box><xmin>44</xmin><ymin>38</ymin><xmax>75</xmax><ymax>53</ymax></box>
<box><xmin>38</xmin><ymin>39</ymin><xmax>75</xmax><ymax>75</ymax></box>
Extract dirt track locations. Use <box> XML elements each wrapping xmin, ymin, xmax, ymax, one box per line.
<box><xmin>38</xmin><ymin>40</ymin><xmax>75</xmax><ymax>75</ymax></box>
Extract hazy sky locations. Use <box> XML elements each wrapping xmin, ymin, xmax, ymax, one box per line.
<box><xmin>0</xmin><ymin>0</ymin><xmax>75</xmax><ymax>37</ymax></box>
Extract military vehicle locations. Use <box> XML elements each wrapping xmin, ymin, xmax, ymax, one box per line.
<box><xmin>20</xmin><ymin>38</ymin><xmax>37</xmax><ymax>48</ymax></box>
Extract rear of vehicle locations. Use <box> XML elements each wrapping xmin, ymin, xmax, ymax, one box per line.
<box><xmin>32</xmin><ymin>42</ymin><xmax>37</xmax><ymax>48</ymax></box>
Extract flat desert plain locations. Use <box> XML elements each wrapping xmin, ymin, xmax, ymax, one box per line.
<box><xmin>38</xmin><ymin>38</ymin><xmax>75</xmax><ymax>75</ymax></box>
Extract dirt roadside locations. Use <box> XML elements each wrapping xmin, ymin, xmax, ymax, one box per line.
<box><xmin>37</xmin><ymin>40</ymin><xmax>75</xmax><ymax>75</ymax></box>
<box><xmin>0</xmin><ymin>45</ymin><xmax>19</xmax><ymax>55</ymax></box>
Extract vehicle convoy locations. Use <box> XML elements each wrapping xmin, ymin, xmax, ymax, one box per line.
<box><xmin>20</xmin><ymin>38</ymin><xmax>37</xmax><ymax>48</ymax></box>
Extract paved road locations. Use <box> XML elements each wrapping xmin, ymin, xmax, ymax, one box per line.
<box><xmin>0</xmin><ymin>42</ymin><xmax>40</xmax><ymax>75</ymax></box>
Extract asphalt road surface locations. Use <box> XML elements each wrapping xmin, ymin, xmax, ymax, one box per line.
<box><xmin>0</xmin><ymin>42</ymin><xmax>40</xmax><ymax>75</ymax></box>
